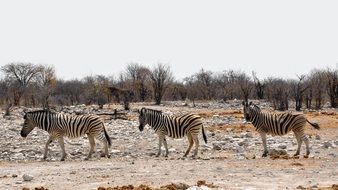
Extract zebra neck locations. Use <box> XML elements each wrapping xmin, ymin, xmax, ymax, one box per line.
<box><xmin>251</xmin><ymin>112</ymin><xmax>262</xmax><ymax>127</ymax></box>
<box><xmin>35</xmin><ymin>113</ymin><xmax>52</xmax><ymax>131</ymax></box>
<box><xmin>147</xmin><ymin>113</ymin><xmax>164</xmax><ymax>130</ymax></box>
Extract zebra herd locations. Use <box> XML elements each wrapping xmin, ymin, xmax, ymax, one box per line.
<box><xmin>20</xmin><ymin>101</ymin><xmax>320</xmax><ymax>161</ymax></box>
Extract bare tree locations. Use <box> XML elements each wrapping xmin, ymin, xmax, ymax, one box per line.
<box><xmin>150</xmin><ymin>63</ymin><xmax>173</xmax><ymax>105</ymax></box>
<box><xmin>252</xmin><ymin>71</ymin><xmax>265</xmax><ymax>99</ymax></box>
<box><xmin>195</xmin><ymin>69</ymin><xmax>214</xmax><ymax>100</ymax></box>
<box><xmin>237</xmin><ymin>71</ymin><xmax>253</xmax><ymax>102</ymax></box>
<box><xmin>0</xmin><ymin>78</ymin><xmax>13</xmax><ymax>115</ymax></box>
<box><xmin>291</xmin><ymin>74</ymin><xmax>309</xmax><ymax>111</ymax></box>
<box><xmin>165</xmin><ymin>82</ymin><xmax>187</xmax><ymax>101</ymax></box>
<box><xmin>325</xmin><ymin>68</ymin><xmax>338</xmax><ymax>108</ymax></box>
<box><xmin>54</xmin><ymin>79</ymin><xmax>84</xmax><ymax>105</ymax></box>
<box><xmin>184</xmin><ymin>76</ymin><xmax>199</xmax><ymax>106</ymax></box>
<box><xmin>125</xmin><ymin>63</ymin><xmax>151</xmax><ymax>101</ymax></box>
<box><xmin>83</xmin><ymin>75</ymin><xmax>110</xmax><ymax>108</ymax></box>
<box><xmin>308</xmin><ymin>69</ymin><xmax>326</xmax><ymax>109</ymax></box>
<box><xmin>36</xmin><ymin>65</ymin><xmax>57</xmax><ymax>109</ymax></box>
<box><xmin>265</xmin><ymin>78</ymin><xmax>290</xmax><ymax>111</ymax></box>
<box><xmin>0</xmin><ymin>62</ymin><xmax>43</xmax><ymax>106</ymax></box>
<box><xmin>109</xmin><ymin>86</ymin><xmax>134</xmax><ymax>110</ymax></box>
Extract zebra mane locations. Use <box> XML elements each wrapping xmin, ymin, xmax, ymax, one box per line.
<box><xmin>141</xmin><ymin>107</ymin><xmax>162</xmax><ymax>115</ymax></box>
<box><xmin>249</xmin><ymin>103</ymin><xmax>261</xmax><ymax>111</ymax></box>
<box><xmin>27</xmin><ymin>109</ymin><xmax>57</xmax><ymax>114</ymax></box>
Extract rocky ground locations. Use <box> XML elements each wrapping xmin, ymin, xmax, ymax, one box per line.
<box><xmin>0</xmin><ymin>100</ymin><xmax>338</xmax><ymax>190</ymax></box>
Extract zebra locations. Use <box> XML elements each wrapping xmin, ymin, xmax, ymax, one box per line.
<box><xmin>242</xmin><ymin>101</ymin><xmax>320</xmax><ymax>157</ymax></box>
<box><xmin>20</xmin><ymin>110</ymin><xmax>111</xmax><ymax>161</ymax></box>
<box><xmin>138</xmin><ymin>107</ymin><xmax>207</xmax><ymax>158</ymax></box>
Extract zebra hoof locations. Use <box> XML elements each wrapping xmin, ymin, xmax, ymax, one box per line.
<box><xmin>304</xmin><ymin>155</ymin><xmax>309</xmax><ymax>158</ymax></box>
<box><xmin>262</xmin><ymin>153</ymin><xmax>268</xmax><ymax>157</ymax></box>
<box><xmin>293</xmin><ymin>154</ymin><xmax>300</xmax><ymax>159</ymax></box>
<box><xmin>60</xmin><ymin>158</ymin><xmax>65</xmax><ymax>161</ymax></box>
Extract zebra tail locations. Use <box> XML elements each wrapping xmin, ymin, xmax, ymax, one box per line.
<box><xmin>202</xmin><ymin>125</ymin><xmax>207</xmax><ymax>144</ymax></box>
<box><xmin>104</xmin><ymin>127</ymin><xmax>112</xmax><ymax>147</ymax></box>
<box><xmin>307</xmin><ymin>119</ymin><xmax>320</xmax><ymax>130</ymax></box>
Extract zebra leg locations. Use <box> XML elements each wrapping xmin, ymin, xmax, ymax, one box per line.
<box><xmin>100</xmin><ymin>139</ymin><xmax>109</xmax><ymax>158</ymax></box>
<box><xmin>294</xmin><ymin>134</ymin><xmax>303</xmax><ymax>156</ymax></box>
<box><xmin>156</xmin><ymin>135</ymin><xmax>164</xmax><ymax>157</ymax></box>
<box><xmin>303</xmin><ymin>136</ymin><xmax>310</xmax><ymax>156</ymax></box>
<box><xmin>43</xmin><ymin>136</ymin><xmax>53</xmax><ymax>160</ymax></box>
<box><xmin>163</xmin><ymin>137</ymin><xmax>169</xmax><ymax>157</ymax></box>
<box><xmin>85</xmin><ymin>134</ymin><xmax>95</xmax><ymax>160</ymax></box>
<box><xmin>183</xmin><ymin>133</ymin><xmax>194</xmax><ymax>157</ymax></box>
<box><xmin>260</xmin><ymin>133</ymin><xmax>268</xmax><ymax>157</ymax></box>
<box><xmin>58</xmin><ymin>137</ymin><xmax>67</xmax><ymax>161</ymax></box>
<box><xmin>192</xmin><ymin>134</ymin><xmax>200</xmax><ymax>158</ymax></box>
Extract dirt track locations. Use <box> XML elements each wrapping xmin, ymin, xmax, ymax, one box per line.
<box><xmin>1</xmin><ymin>102</ymin><xmax>338</xmax><ymax>190</ymax></box>
<box><xmin>1</xmin><ymin>154</ymin><xmax>338</xmax><ymax>190</ymax></box>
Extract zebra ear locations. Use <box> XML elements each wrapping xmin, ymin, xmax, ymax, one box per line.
<box><xmin>243</xmin><ymin>101</ymin><xmax>249</xmax><ymax>107</ymax></box>
<box><xmin>21</xmin><ymin>108</ymin><xmax>28</xmax><ymax>117</ymax></box>
<box><xmin>138</xmin><ymin>108</ymin><xmax>144</xmax><ymax>116</ymax></box>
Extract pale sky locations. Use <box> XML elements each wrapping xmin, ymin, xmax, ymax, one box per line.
<box><xmin>0</xmin><ymin>0</ymin><xmax>337</xmax><ymax>81</ymax></box>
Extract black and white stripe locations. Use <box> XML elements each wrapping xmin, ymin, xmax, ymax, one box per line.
<box><xmin>20</xmin><ymin>110</ymin><xmax>111</xmax><ymax>161</ymax></box>
<box><xmin>138</xmin><ymin>107</ymin><xmax>207</xmax><ymax>157</ymax></box>
<box><xmin>242</xmin><ymin>101</ymin><xmax>320</xmax><ymax>157</ymax></box>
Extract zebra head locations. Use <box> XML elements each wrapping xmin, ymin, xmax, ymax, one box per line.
<box><xmin>138</xmin><ymin>108</ymin><xmax>147</xmax><ymax>131</ymax></box>
<box><xmin>242</xmin><ymin>101</ymin><xmax>261</xmax><ymax>122</ymax></box>
<box><xmin>20</xmin><ymin>112</ymin><xmax>36</xmax><ymax>137</ymax></box>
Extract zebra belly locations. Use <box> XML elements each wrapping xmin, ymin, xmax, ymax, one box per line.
<box><xmin>167</xmin><ymin>134</ymin><xmax>185</xmax><ymax>138</ymax></box>
<box><xmin>166</xmin><ymin>130</ymin><xmax>186</xmax><ymax>138</ymax></box>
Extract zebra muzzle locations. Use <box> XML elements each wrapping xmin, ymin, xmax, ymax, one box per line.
<box><xmin>20</xmin><ymin>131</ymin><xmax>27</xmax><ymax>138</ymax></box>
<box><xmin>139</xmin><ymin>124</ymin><xmax>144</xmax><ymax>131</ymax></box>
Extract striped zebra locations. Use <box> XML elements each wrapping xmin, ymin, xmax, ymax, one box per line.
<box><xmin>242</xmin><ymin>101</ymin><xmax>320</xmax><ymax>157</ymax></box>
<box><xmin>138</xmin><ymin>108</ymin><xmax>207</xmax><ymax>158</ymax></box>
<box><xmin>20</xmin><ymin>110</ymin><xmax>111</xmax><ymax>161</ymax></box>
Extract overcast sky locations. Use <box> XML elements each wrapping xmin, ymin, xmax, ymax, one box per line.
<box><xmin>0</xmin><ymin>0</ymin><xmax>337</xmax><ymax>81</ymax></box>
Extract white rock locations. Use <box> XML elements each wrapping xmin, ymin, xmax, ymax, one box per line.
<box><xmin>187</xmin><ymin>185</ymin><xmax>211</xmax><ymax>190</ymax></box>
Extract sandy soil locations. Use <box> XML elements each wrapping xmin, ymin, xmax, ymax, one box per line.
<box><xmin>1</xmin><ymin>102</ymin><xmax>338</xmax><ymax>190</ymax></box>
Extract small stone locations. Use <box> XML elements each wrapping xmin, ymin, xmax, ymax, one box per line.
<box><xmin>22</xmin><ymin>174</ymin><xmax>33</xmax><ymax>181</ymax></box>
<box><xmin>323</xmin><ymin>141</ymin><xmax>332</xmax><ymax>148</ymax></box>
<box><xmin>238</xmin><ymin>141</ymin><xmax>246</xmax><ymax>146</ymax></box>
<box><xmin>212</xmin><ymin>143</ymin><xmax>222</xmax><ymax>150</ymax></box>
<box><xmin>278</xmin><ymin>145</ymin><xmax>287</xmax><ymax>149</ymax></box>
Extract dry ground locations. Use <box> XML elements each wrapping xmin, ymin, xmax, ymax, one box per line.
<box><xmin>1</xmin><ymin>102</ymin><xmax>338</xmax><ymax>190</ymax></box>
